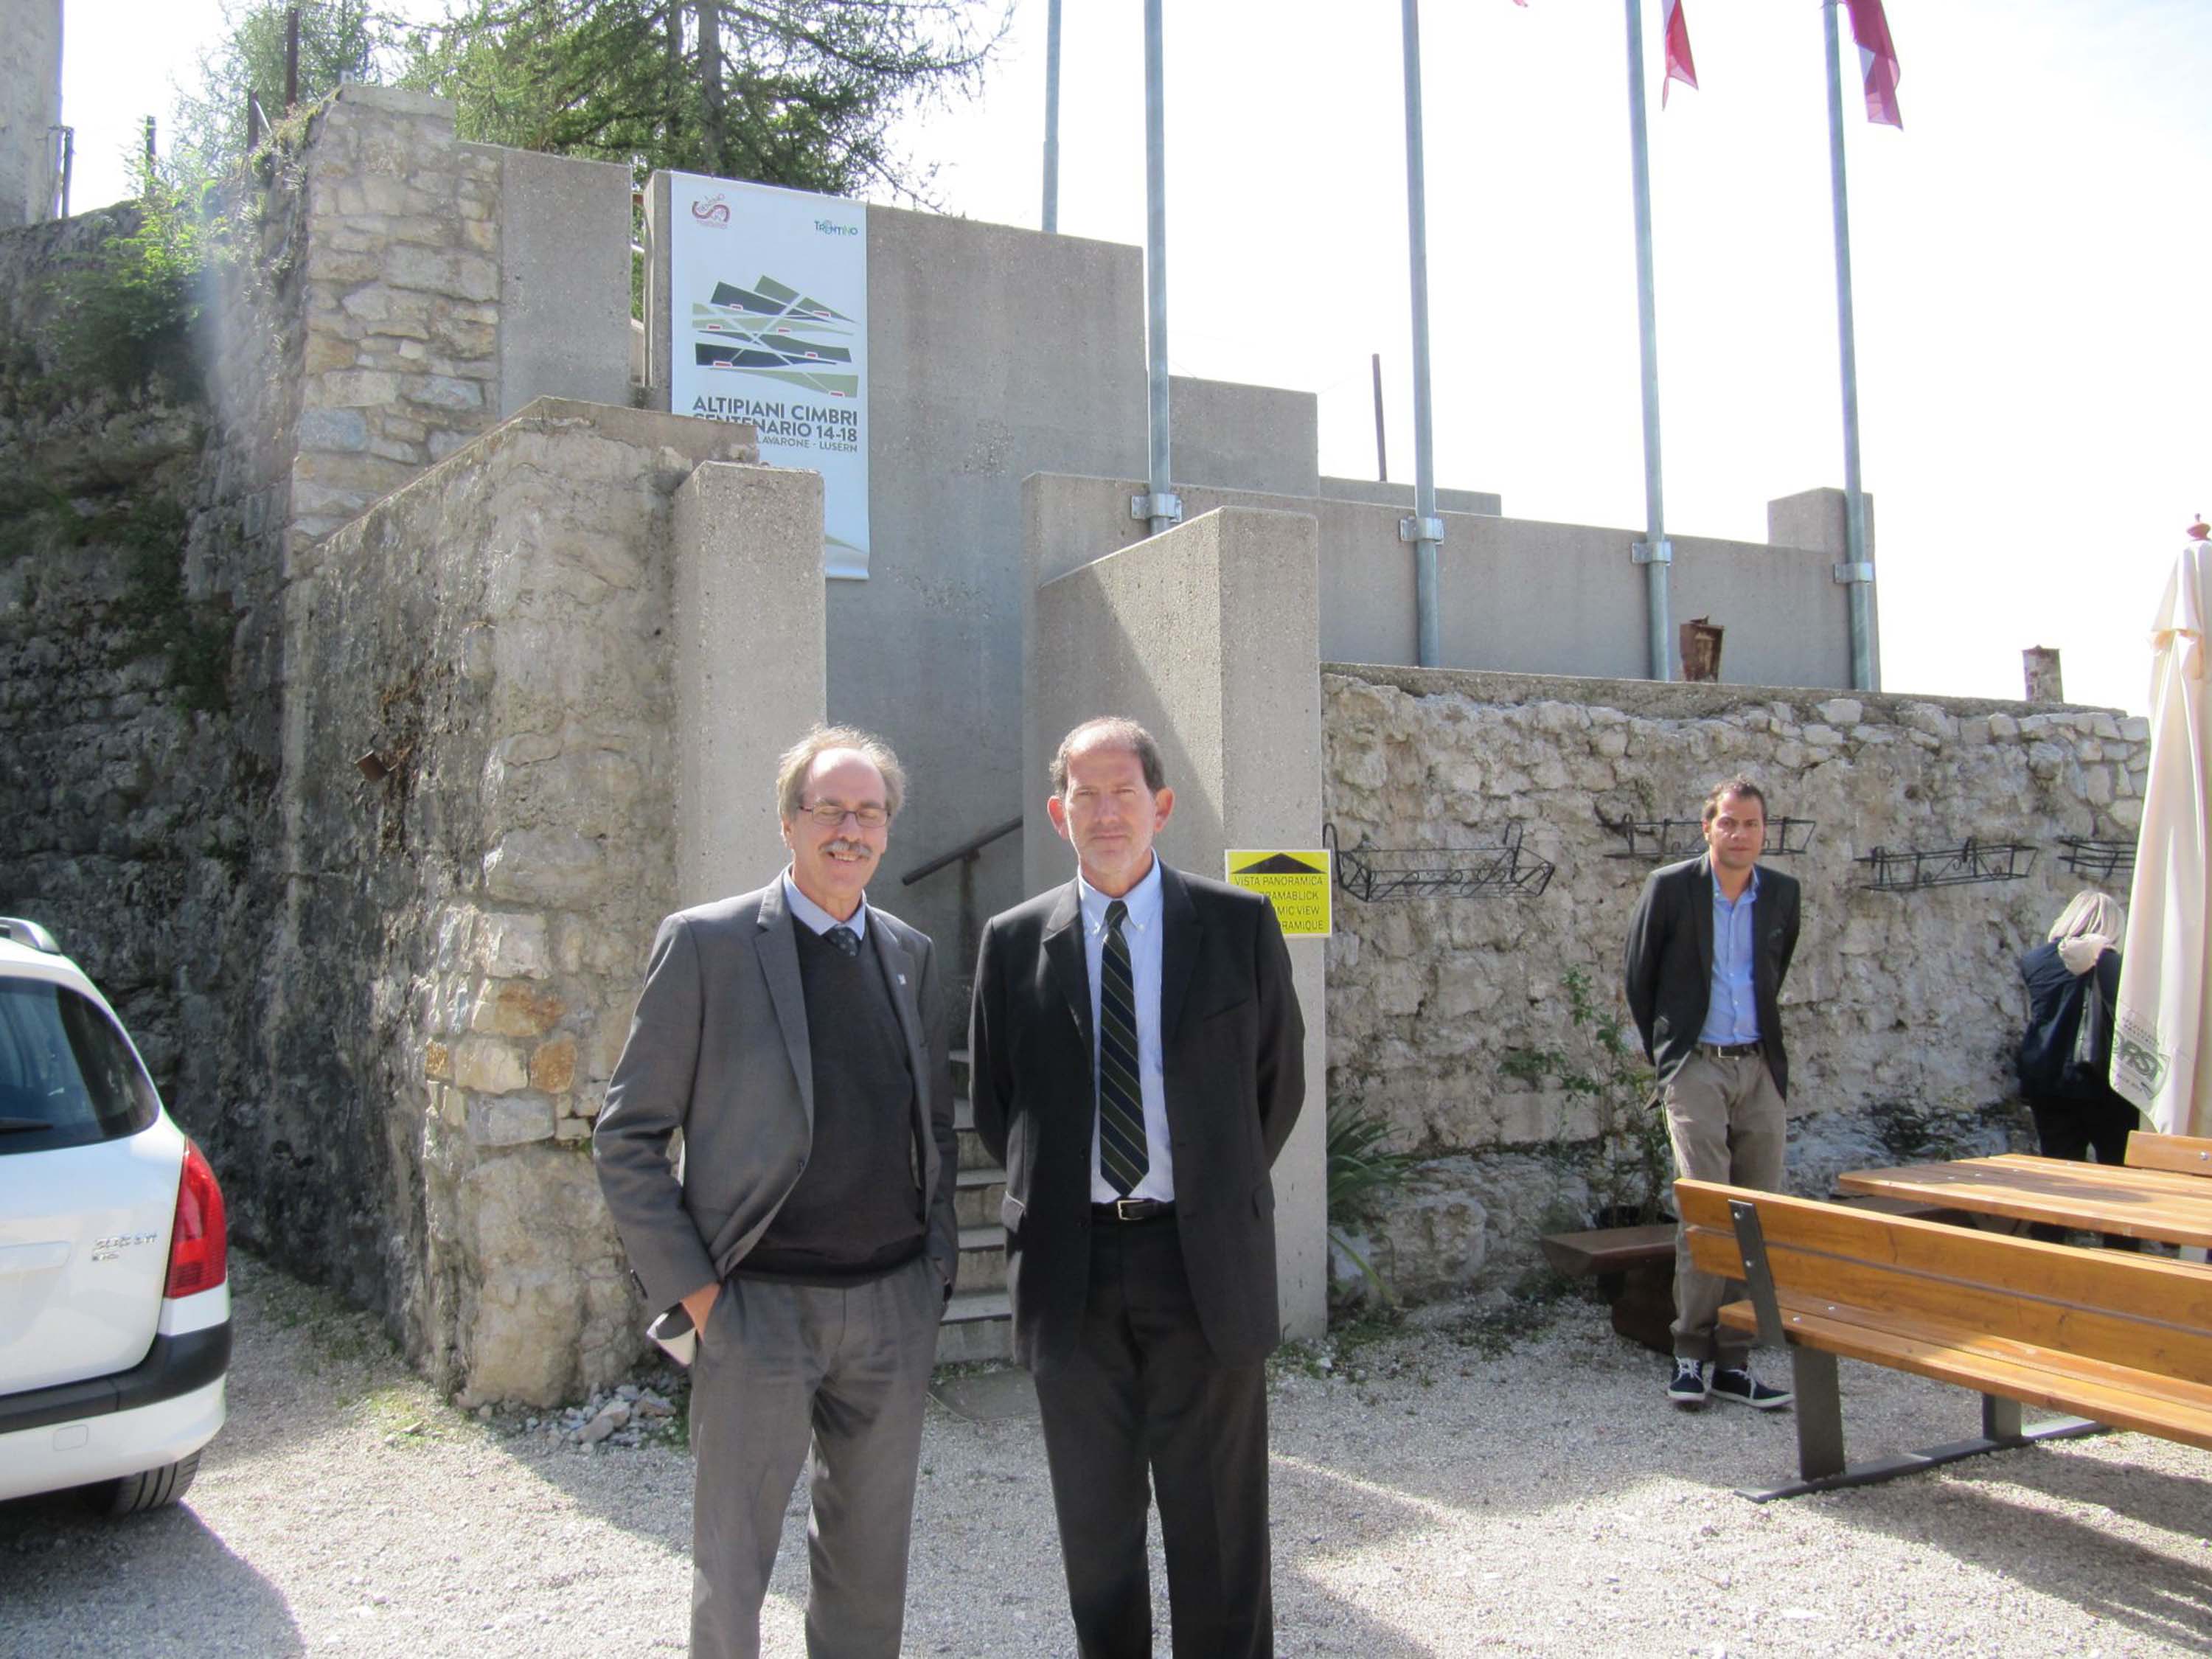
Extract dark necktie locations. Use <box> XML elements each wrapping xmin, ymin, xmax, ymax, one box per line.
<box><xmin>1096</xmin><ymin>900</ymin><xmax>1148</xmax><ymax>1195</ymax></box>
<box><xmin>827</xmin><ymin>925</ymin><xmax>860</xmax><ymax>958</ymax></box>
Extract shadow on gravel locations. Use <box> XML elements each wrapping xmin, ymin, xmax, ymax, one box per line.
<box><xmin>0</xmin><ymin>1492</ymin><xmax>303</xmax><ymax>1655</ymax></box>
<box><xmin>1834</xmin><ymin>1454</ymin><xmax>2212</xmax><ymax>1654</ymax></box>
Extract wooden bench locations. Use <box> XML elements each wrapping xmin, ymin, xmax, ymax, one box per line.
<box><xmin>1675</xmin><ymin>1177</ymin><xmax>2212</xmax><ymax>1501</ymax></box>
<box><xmin>2128</xmin><ymin>1129</ymin><xmax>2212</xmax><ymax>1178</ymax></box>
<box><xmin>1540</xmin><ymin>1195</ymin><xmax>1972</xmax><ymax>1356</ymax></box>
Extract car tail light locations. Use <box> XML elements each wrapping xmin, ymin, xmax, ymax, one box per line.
<box><xmin>164</xmin><ymin>1138</ymin><xmax>228</xmax><ymax>1298</ymax></box>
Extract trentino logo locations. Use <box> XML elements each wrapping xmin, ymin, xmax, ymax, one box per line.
<box><xmin>815</xmin><ymin>218</ymin><xmax>860</xmax><ymax>237</ymax></box>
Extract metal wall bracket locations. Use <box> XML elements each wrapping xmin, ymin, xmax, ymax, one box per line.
<box><xmin>1832</xmin><ymin>560</ymin><xmax>1876</xmax><ymax>584</ymax></box>
<box><xmin>1856</xmin><ymin>840</ymin><xmax>2038</xmax><ymax>891</ymax></box>
<box><xmin>1599</xmin><ymin>812</ymin><xmax>1816</xmax><ymax>861</ymax></box>
<box><xmin>1399</xmin><ymin>515</ymin><xmax>1445</xmax><ymax>544</ymax></box>
<box><xmin>2056</xmin><ymin>836</ymin><xmax>2135</xmax><ymax>881</ymax></box>
<box><xmin>1323</xmin><ymin>821</ymin><xmax>1554</xmax><ymax>900</ymax></box>
<box><xmin>1632</xmin><ymin>538</ymin><xmax>1674</xmax><ymax>566</ymax></box>
<box><xmin>1129</xmin><ymin>491</ymin><xmax>1183</xmax><ymax>526</ymax></box>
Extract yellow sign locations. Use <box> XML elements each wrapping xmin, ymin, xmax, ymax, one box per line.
<box><xmin>1225</xmin><ymin>850</ymin><xmax>1332</xmax><ymax>937</ymax></box>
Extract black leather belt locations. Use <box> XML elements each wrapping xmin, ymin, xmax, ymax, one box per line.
<box><xmin>1697</xmin><ymin>1040</ymin><xmax>1763</xmax><ymax>1059</ymax></box>
<box><xmin>1091</xmin><ymin>1198</ymin><xmax>1175</xmax><ymax>1222</ymax></box>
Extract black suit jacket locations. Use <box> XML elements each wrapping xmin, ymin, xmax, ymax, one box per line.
<box><xmin>1623</xmin><ymin>854</ymin><xmax>1801</xmax><ymax>1098</ymax></box>
<box><xmin>969</xmin><ymin>862</ymin><xmax>1305</xmax><ymax>1371</ymax></box>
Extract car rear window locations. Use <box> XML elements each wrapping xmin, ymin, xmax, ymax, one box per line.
<box><xmin>0</xmin><ymin>979</ymin><xmax>161</xmax><ymax>1154</ymax></box>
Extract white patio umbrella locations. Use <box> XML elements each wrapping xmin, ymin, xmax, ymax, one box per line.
<box><xmin>2113</xmin><ymin>519</ymin><xmax>2212</xmax><ymax>1136</ymax></box>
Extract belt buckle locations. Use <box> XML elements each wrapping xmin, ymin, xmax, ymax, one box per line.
<box><xmin>1115</xmin><ymin>1197</ymin><xmax>1146</xmax><ymax>1221</ymax></box>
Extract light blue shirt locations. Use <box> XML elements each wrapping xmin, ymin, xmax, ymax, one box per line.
<box><xmin>1699</xmin><ymin>866</ymin><xmax>1761</xmax><ymax>1047</ymax></box>
<box><xmin>1078</xmin><ymin>855</ymin><xmax>1173</xmax><ymax>1203</ymax></box>
<box><xmin>782</xmin><ymin>869</ymin><xmax>868</xmax><ymax>943</ymax></box>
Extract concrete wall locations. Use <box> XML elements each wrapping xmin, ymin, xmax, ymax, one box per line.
<box><xmin>1321</xmin><ymin>664</ymin><xmax>2146</xmax><ymax>1304</ymax></box>
<box><xmin>270</xmin><ymin>399</ymin><xmax>764</xmax><ymax>1403</ymax></box>
<box><xmin>1028</xmin><ymin>507</ymin><xmax>1329</xmax><ymax>1343</ymax></box>
<box><xmin>674</xmin><ymin>460</ymin><xmax>824</xmax><ymax>907</ymax></box>
<box><xmin>473</xmin><ymin>146</ymin><xmax>634</xmax><ymax>420</ymax></box>
<box><xmin>0</xmin><ymin>0</ymin><xmax>60</xmax><ymax>228</ymax></box>
<box><xmin>1318</xmin><ymin>478</ymin><xmax>1503</xmax><ymax>518</ymax></box>
<box><xmin>1027</xmin><ymin>473</ymin><xmax>1867</xmax><ymax>695</ymax></box>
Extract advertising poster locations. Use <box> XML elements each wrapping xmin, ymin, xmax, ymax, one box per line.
<box><xmin>669</xmin><ymin>173</ymin><xmax>869</xmax><ymax>578</ymax></box>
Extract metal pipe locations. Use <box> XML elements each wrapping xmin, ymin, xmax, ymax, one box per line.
<box><xmin>285</xmin><ymin>7</ymin><xmax>301</xmax><ymax>108</ymax></box>
<box><xmin>1142</xmin><ymin>0</ymin><xmax>1175</xmax><ymax>537</ymax></box>
<box><xmin>1624</xmin><ymin>0</ymin><xmax>1674</xmax><ymax>681</ymax></box>
<box><xmin>1400</xmin><ymin>0</ymin><xmax>1441</xmax><ymax>667</ymax></box>
<box><xmin>1823</xmin><ymin>1</ymin><xmax>1877</xmax><ymax>691</ymax></box>
<box><xmin>1371</xmin><ymin>352</ymin><xmax>1388</xmax><ymax>482</ymax></box>
<box><xmin>1041</xmin><ymin>0</ymin><xmax>1062</xmax><ymax>233</ymax></box>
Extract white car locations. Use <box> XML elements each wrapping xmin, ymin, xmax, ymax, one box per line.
<box><xmin>0</xmin><ymin>917</ymin><xmax>228</xmax><ymax>1514</ymax></box>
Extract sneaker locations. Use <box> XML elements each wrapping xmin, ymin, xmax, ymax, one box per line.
<box><xmin>1710</xmin><ymin>1365</ymin><xmax>1792</xmax><ymax>1410</ymax></box>
<box><xmin>1667</xmin><ymin>1358</ymin><xmax>1710</xmax><ymax>1408</ymax></box>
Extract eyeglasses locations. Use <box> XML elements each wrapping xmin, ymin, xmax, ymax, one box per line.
<box><xmin>800</xmin><ymin>800</ymin><xmax>888</xmax><ymax>829</ymax></box>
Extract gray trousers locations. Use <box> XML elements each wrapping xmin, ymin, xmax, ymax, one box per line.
<box><xmin>1663</xmin><ymin>1051</ymin><xmax>1787</xmax><ymax>1366</ymax></box>
<box><xmin>688</xmin><ymin>1254</ymin><xmax>942</xmax><ymax>1659</ymax></box>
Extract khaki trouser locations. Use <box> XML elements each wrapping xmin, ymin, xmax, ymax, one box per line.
<box><xmin>1663</xmin><ymin>1050</ymin><xmax>1787</xmax><ymax>1366</ymax></box>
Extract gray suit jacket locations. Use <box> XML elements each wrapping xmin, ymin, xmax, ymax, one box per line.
<box><xmin>594</xmin><ymin>877</ymin><xmax>959</xmax><ymax>1321</ymax></box>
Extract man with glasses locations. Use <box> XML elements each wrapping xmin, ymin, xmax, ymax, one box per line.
<box><xmin>1624</xmin><ymin>775</ymin><xmax>1801</xmax><ymax>1413</ymax></box>
<box><xmin>595</xmin><ymin>726</ymin><xmax>957</xmax><ymax>1658</ymax></box>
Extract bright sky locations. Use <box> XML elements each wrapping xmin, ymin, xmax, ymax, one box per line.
<box><xmin>60</xmin><ymin>0</ymin><xmax>2212</xmax><ymax>716</ymax></box>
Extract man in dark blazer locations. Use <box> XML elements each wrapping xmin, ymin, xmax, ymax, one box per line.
<box><xmin>970</xmin><ymin>716</ymin><xmax>1304</xmax><ymax>1659</ymax></box>
<box><xmin>1624</xmin><ymin>775</ymin><xmax>1802</xmax><ymax>1413</ymax></box>
<box><xmin>595</xmin><ymin>726</ymin><xmax>957</xmax><ymax>1659</ymax></box>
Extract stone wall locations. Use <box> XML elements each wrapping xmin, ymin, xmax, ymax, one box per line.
<box><xmin>270</xmin><ymin>400</ymin><xmax>761</xmax><ymax>1402</ymax></box>
<box><xmin>1321</xmin><ymin>665</ymin><xmax>2149</xmax><ymax>1304</ymax></box>
<box><xmin>291</xmin><ymin>86</ymin><xmax>504</xmax><ymax>544</ymax></box>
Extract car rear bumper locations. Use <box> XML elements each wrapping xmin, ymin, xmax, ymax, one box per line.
<box><xmin>0</xmin><ymin>1325</ymin><xmax>229</xmax><ymax>1503</ymax></box>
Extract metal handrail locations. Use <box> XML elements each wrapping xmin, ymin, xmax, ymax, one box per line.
<box><xmin>900</xmin><ymin>815</ymin><xmax>1022</xmax><ymax>886</ymax></box>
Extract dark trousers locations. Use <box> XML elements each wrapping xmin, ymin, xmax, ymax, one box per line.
<box><xmin>1031</xmin><ymin>1215</ymin><xmax>1273</xmax><ymax>1659</ymax></box>
<box><xmin>2025</xmin><ymin>1091</ymin><xmax>2145</xmax><ymax>1251</ymax></box>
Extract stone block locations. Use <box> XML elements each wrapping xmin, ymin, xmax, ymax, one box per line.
<box><xmin>470</xmin><ymin>979</ymin><xmax>566</xmax><ymax>1037</ymax></box>
<box><xmin>465</xmin><ymin>1091</ymin><xmax>554</xmax><ymax>1146</ymax></box>
<box><xmin>319</xmin><ymin>369</ymin><xmax>402</xmax><ymax>407</ymax></box>
<box><xmin>304</xmin><ymin>334</ymin><xmax>358</xmax><ymax>375</ymax></box>
<box><xmin>529</xmin><ymin>1035</ymin><xmax>577</xmax><ymax>1093</ymax></box>
<box><xmin>483</xmin><ymin>827</ymin><xmax>606</xmax><ymax>905</ymax></box>
<box><xmin>475</xmin><ymin>911</ymin><xmax>552</xmax><ymax>978</ymax></box>
<box><xmin>1815</xmin><ymin>698</ymin><xmax>1863</xmax><ymax>727</ymax></box>
<box><xmin>295</xmin><ymin>407</ymin><xmax>370</xmax><ymax>452</ymax></box>
<box><xmin>406</xmin><ymin>375</ymin><xmax>483</xmax><ymax>411</ymax></box>
<box><xmin>1988</xmin><ymin>712</ymin><xmax>2020</xmax><ymax>739</ymax></box>
<box><xmin>453</xmin><ymin>1035</ymin><xmax>529</xmax><ymax>1093</ymax></box>
<box><xmin>425</xmin><ymin>1040</ymin><xmax>452</xmax><ymax>1082</ymax></box>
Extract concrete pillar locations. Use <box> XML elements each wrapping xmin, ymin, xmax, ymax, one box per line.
<box><xmin>1026</xmin><ymin>505</ymin><xmax>1329</xmax><ymax>1342</ymax></box>
<box><xmin>0</xmin><ymin>0</ymin><xmax>63</xmax><ymax>227</ymax></box>
<box><xmin>672</xmin><ymin>461</ymin><xmax>827</xmax><ymax>906</ymax></box>
<box><xmin>473</xmin><ymin>146</ymin><xmax>636</xmax><ymax>418</ymax></box>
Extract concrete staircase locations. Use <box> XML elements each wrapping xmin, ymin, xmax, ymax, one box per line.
<box><xmin>939</xmin><ymin>1048</ymin><xmax>1013</xmax><ymax>1363</ymax></box>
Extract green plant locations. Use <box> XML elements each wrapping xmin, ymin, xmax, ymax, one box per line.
<box><xmin>41</xmin><ymin>166</ymin><xmax>212</xmax><ymax>397</ymax></box>
<box><xmin>1500</xmin><ymin>965</ymin><xmax>1666</xmax><ymax>1225</ymax></box>
<box><xmin>1325</xmin><ymin>1099</ymin><xmax>1426</xmax><ymax>1305</ymax></box>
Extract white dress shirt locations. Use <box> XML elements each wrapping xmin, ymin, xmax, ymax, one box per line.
<box><xmin>782</xmin><ymin>869</ymin><xmax>869</xmax><ymax>942</ymax></box>
<box><xmin>1079</xmin><ymin>855</ymin><xmax>1173</xmax><ymax>1203</ymax></box>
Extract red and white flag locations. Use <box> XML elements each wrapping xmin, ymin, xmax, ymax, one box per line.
<box><xmin>1660</xmin><ymin>0</ymin><xmax>1699</xmax><ymax>106</ymax></box>
<box><xmin>1843</xmin><ymin>0</ymin><xmax>1903</xmax><ymax>128</ymax></box>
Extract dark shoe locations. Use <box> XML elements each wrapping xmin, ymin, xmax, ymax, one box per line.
<box><xmin>1667</xmin><ymin>1358</ymin><xmax>1710</xmax><ymax>1408</ymax></box>
<box><xmin>1711</xmin><ymin>1366</ymin><xmax>1792</xmax><ymax>1410</ymax></box>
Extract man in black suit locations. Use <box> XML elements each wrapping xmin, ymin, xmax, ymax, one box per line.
<box><xmin>1624</xmin><ymin>775</ymin><xmax>1802</xmax><ymax>1413</ymax></box>
<box><xmin>970</xmin><ymin>716</ymin><xmax>1304</xmax><ymax>1659</ymax></box>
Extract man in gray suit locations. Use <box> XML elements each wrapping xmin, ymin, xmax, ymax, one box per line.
<box><xmin>595</xmin><ymin>726</ymin><xmax>957</xmax><ymax>1659</ymax></box>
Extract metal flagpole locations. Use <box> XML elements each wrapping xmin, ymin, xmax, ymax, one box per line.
<box><xmin>1624</xmin><ymin>0</ymin><xmax>1674</xmax><ymax>681</ymax></box>
<box><xmin>1040</xmin><ymin>0</ymin><xmax>1062</xmax><ymax>233</ymax></box>
<box><xmin>1399</xmin><ymin>0</ymin><xmax>1441</xmax><ymax>668</ymax></box>
<box><xmin>1823</xmin><ymin>0</ymin><xmax>1877</xmax><ymax>690</ymax></box>
<box><xmin>1135</xmin><ymin>0</ymin><xmax>1180</xmax><ymax>538</ymax></box>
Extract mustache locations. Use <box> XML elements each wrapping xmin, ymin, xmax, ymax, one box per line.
<box><xmin>824</xmin><ymin>839</ymin><xmax>874</xmax><ymax>858</ymax></box>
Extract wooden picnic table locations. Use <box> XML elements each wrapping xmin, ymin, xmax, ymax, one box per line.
<box><xmin>1837</xmin><ymin>1152</ymin><xmax>2212</xmax><ymax>1251</ymax></box>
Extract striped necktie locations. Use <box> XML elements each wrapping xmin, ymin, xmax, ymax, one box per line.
<box><xmin>1096</xmin><ymin>899</ymin><xmax>1148</xmax><ymax>1195</ymax></box>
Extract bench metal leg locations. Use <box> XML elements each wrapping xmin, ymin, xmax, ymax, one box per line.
<box><xmin>1737</xmin><ymin>1386</ymin><xmax>2107</xmax><ymax>1503</ymax></box>
<box><xmin>1790</xmin><ymin>1346</ymin><xmax>1847</xmax><ymax>1481</ymax></box>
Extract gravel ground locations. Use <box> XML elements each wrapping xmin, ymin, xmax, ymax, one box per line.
<box><xmin>3</xmin><ymin>1249</ymin><xmax>2208</xmax><ymax>1658</ymax></box>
